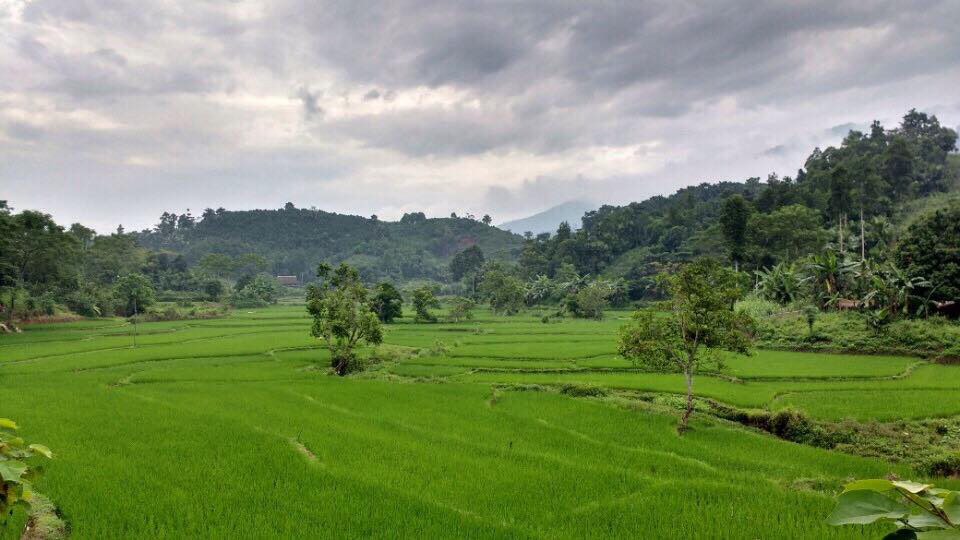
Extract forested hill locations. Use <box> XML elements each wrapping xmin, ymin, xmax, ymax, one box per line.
<box><xmin>518</xmin><ymin>109</ymin><xmax>959</xmax><ymax>293</ymax></box>
<box><xmin>132</xmin><ymin>207</ymin><xmax>522</xmax><ymax>282</ymax></box>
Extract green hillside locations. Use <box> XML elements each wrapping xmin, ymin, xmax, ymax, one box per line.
<box><xmin>133</xmin><ymin>207</ymin><xmax>522</xmax><ymax>282</ymax></box>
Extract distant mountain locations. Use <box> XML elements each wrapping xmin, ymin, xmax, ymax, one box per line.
<box><xmin>498</xmin><ymin>200</ymin><xmax>596</xmax><ymax>236</ymax></box>
<box><xmin>134</xmin><ymin>207</ymin><xmax>523</xmax><ymax>283</ymax></box>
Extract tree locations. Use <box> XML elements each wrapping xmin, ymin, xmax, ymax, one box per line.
<box><xmin>563</xmin><ymin>282</ymin><xmax>610</xmax><ymax>320</ymax></box>
<box><xmin>306</xmin><ymin>263</ymin><xmax>383</xmax><ymax>375</ymax></box>
<box><xmin>451</xmin><ymin>246</ymin><xmax>486</xmax><ymax>297</ymax></box>
<box><xmin>450</xmin><ymin>246</ymin><xmax>485</xmax><ymax>295</ymax></box>
<box><xmin>114</xmin><ymin>273</ymin><xmax>156</xmax><ymax>316</ymax></box>
<box><xmin>746</xmin><ymin>205</ymin><xmax>828</xmax><ymax>265</ymax></box>
<box><xmin>895</xmin><ymin>203</ymin><xmax>960</xmax><ymax>302</ymax></box>
<box><xmin>828</xmin><ymin>165</ymin><xmax>854</xmax><ymax>253</ymax></box>
<box><xmin>481</xmin><ymin>214</ymin><xmax>492</xmax><ymax>225</ymax></box>
<box><xmin>412</xmin><ymin>287</ymin><xmax>440</xmax><ymax>322</ymax></box>
<box><xmin>203</xmin><ymin>279</ymin><xmax>225</xmax><ymax>302</ymax></box>
<box><xmin>370</xmin><ymin>282</ymin><xmax>403</xmax><ymax>323</ymax></box>
<box><xmin>883</xmin><ymin>135</ymin><xmax>915</xmax><ymax>202</ymax></box>
<box><xmin>0</xmin><ymin>210</ymin><xmax>79</xmax><ymax>326</ymax></box>
<box><xmin>479</xmin><ymin>269</ymin><xmax>526</xmax><ymax>315</ymax></box>
<box><xmin>525</xmin><ymin>275</ymin><xmax>555</xmax><ymax>307</ymax></box>
<box><xmin>198</xmin><ymin>254</ymin><xmax>237</xmax><ymax>279</ymax></box>
<box><xmin>719</xmin><ymin>195</ymin><xmax>751</xmax><ymax>271</ymax></box>
<box><xmin>617</xmin><ymin>258</ymin><xmax>754</xmax><ymax>433</ymax></box>
<box><xmin>447</xmin><ymin>296</ymin><xmax>475</xmax><ymax>323</ymax></box>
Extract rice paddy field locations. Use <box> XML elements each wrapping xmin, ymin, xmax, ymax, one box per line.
<box><xmin>2</xmin><ymin>304</ymin><xmax>959</xmax><ymax>538</ymax></box>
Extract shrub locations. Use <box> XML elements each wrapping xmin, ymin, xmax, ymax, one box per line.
<box><xmin>559</xmin><ymin>384</ymin><xmax>609</xmax><ymax>398</ymax></box>
<box><xmin>922</xmin><ymin>452</ymin><xmax>960</xmax><ymax>477</ymax></box>
<box><xmin>446</xmin><ymin>296</ymin><xmax>475</xmax><ymax>323</ymax></box>
<box><xmin>63</xmin><ymin>290</ymin><xmax>101</xmax><ymax>317</ymax></box>
<box><xmin>563</xmin><ymin>283</ymin><xmax>610</xmax><ymax>320</ymax></box>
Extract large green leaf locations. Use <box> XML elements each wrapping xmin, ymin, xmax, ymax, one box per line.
<box><xmin>894</xmin><ymin>481</ymin><xmax>932</xmax><ymax>494</ymax></box>
<box><xmin>906</xmin><ymin>512</ymin><xmax>952</xmax><ymax>529</ymax></box>
<box><xmin>827</xmin><ymin>490</ymin><xmax>910</xmax><ymax>525</ymax></box>
<box><xmin>0</xmin><ymin>419</ymin><xmax>17</xmax><ymax>430</ymax></box>
<box><xmin>916</xmin><ymin>530</ymin><xmax>960</xmax><ymax>539</ymax></box>
<box><xmin>0</xmin><ymin>460</ymin><xmax>27</xmax><ymax>483</ymax></box>
<box><xmin>944</xmin><ymin>493</ymin><xmax>960</xmax><ymax>525</ymax></box>
<box><xmin>845</xmin><ymin>479</ymin><xmax>895</xmax><ymax>493</ymax></box>
<box><xmin>28</xmin><ymin>444</ymin><xmax>53</xmax><ymax>459</ymax></box>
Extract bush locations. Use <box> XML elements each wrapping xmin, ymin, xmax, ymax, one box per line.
<box><xmin>922</xmin><ymin>452</ymin><xmax>960</xmax><ymax>477</ymax></box>
<box><xmin>64</xmin><ymin>290</ymin><xmax>101</xmax><ymax>317</ymax></box>
<box><xmin>563</xmin><ymin>283</ymin><xmax>610</xmax><ymax>320</ymax></box>
<box><xmin>446</xmin><ymin>296</ymin><xmax>475</xmax><ymax>323</ymax></box>
<box><xmin>228</xmin><ymin>288</ymin><xmax>268</xmax><ymax>308</ymax></box>
<box><xmin>229</xmin><ymin>274</ymin><xmax>281</xmax><ymax>308</ymax></box>
<box><xmin>559</xmin><ymin>383</ymin><xmax>609</xmax><ymax>398</ymax></box>
<box><xmin>728</xmin><ymin>408</ymin><xmax>836</xmax><ymax>448</ymax></box>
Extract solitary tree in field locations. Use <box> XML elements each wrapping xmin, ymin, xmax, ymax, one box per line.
<box><xmin>446</xmin><ymin>296</ymin><xmax>476</xmax><ymax>323</ymax></box>
<box><xmin>370</xmin><ymin>282</ymin><xmax>403</xmax><ymax>323</ymax></box>
<box><xmin>306</xmin><ymin>263</ymin><xmax>383</xmax><ymax>375</ymax></box>
<box><xmin>412</xmin><ymin>286</ymin><xmax>440</xmax><ymax>323</ymax></box>
<box><xmin>114</xmin><ymin>273</ymin><xmax>156</xmax><ymax>316</ymax></box>
<box><xmin>618</xmin><ymin>257</ymin><xmax>754</xmax><ymax>433</ymax></box>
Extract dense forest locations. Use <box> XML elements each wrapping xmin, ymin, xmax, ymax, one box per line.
<box><xmin>133</xmin><ymin>206</ymin><xmax>521</xmax><ymax>282</ymax></box>
<box><xmin>517</xmin><ymin>109</ymin><xmax>959</xmax><ymax>301</ymax></box>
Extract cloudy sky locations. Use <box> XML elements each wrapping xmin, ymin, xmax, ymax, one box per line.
<box><xmin>2</xmin><ymin>0</ymin><xmax>959</xmax><ymax>232</ymax></box>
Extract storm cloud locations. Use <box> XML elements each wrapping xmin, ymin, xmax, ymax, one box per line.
<box><xmin>2</xmin><ymin>0</ymin><xmax>958</xmax><ymax>232</ymax></box>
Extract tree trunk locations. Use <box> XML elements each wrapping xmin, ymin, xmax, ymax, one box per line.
<box><xmin>678</xmin><ymin>367</ymin><xmax>694</xmax><ymax>434</ymax></box>
<box><xmin>837</xmin><ymin>213</ymin><xmax>843</xmax><ymax>253</ymax></box>
<box><xmin>860</xmin><ymin>206</ymin><xmax>866</xmax><ymax>262</ymax></box>
<box><xmin>4</xmin><ymin>289</ymin><xmax>13</xmax><ymax>327</ymax></box>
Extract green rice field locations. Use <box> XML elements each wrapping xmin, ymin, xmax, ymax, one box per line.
<box><xmin>3</xmin><ymin>305</ymin><xmax>959</xmax><ymax>538</ymax></box>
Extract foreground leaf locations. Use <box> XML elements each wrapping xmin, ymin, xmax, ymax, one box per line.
<box><xmin>0</xmin><ymin>460</ymin><xmax>28</xmax><ymax>483</ymax></box>
<box><xmin>916</xmin><ymin>530</ymin><xmax>960</xmax><ymax>539</ymax></box>
<box><xmin>28</xmin><ymin>444</ymin><xmax>53</xmax><ymax>459</ymax></box>
<box><xmin>845</xmin><ymin>479</ymin><xmax>895</xmax><ymax>493</ymax></box>
<box><xmin>894</xmin><ymin>481</ymin><xmax>932</xmax><ymax>494</ymax></box>
<box><xmin>827</xmin><ymin>490</ymin><xmax>910</xmax><ymax>525</ymax></box>
<box><xmin>943</xmin><ymin>493</ymin><xmax>960</xmax><ymax>525</ymax></box>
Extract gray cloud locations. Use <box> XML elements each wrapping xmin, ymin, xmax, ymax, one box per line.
<box><xmin>2</xmin><ymin>0</ymin><xmax>959</xmax><ymax>232</ymax></box>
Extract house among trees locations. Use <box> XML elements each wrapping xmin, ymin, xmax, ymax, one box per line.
<box><xmin>276</xmin><ymin>275</ymin><xmax>298</xmax><ymax>286</ymax></box>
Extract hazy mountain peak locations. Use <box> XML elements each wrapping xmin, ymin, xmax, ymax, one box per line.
<box><xmin>498</xmin><ymin>200</ymin><xmax>596</xmax><ymax>236</ymax></box>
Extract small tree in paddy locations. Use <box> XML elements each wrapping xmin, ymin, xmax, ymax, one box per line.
<box><xmin>618</xmin><ymin>257</ymin><xmax>754</xmax><ymax>433</ymax></box>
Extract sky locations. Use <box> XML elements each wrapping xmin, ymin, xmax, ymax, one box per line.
<box><xmin>2</xmin><ymin>0</ymin><xmax>959</xmax><ymax>233</ymax></box>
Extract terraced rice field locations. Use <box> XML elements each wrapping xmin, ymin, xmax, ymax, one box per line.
<box><xmin>2</xmin><ymin>305</ymin><xmax>958</xmax><ymax>538</ymax></box>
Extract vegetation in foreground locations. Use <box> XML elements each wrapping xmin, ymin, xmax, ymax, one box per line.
<box><xmin>2</xmin><ymin>304</ymin><xmax>960</xmax><ymax>538</ymax></box>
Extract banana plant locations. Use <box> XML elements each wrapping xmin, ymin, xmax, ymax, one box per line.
<box><xmin>860</xmin><ymin>263</ymin><xmax>932</xmax><ymax>317</ymax></box>
<box><xmin>805</xmin><ymin>251</ymin><xmax>860</xmax><ymax>309</ymax></box>
<box><xmin>755</xmin><ymin>262</ymin><xmax>805</xmax><ymax>305</ymax></box>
